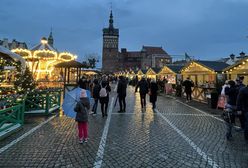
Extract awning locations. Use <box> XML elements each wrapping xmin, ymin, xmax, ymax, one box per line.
<box><xmin>54</xmin><ymin>60</ymin><xmax>84</xmax><ymax>68</ymax></box>
<box><xmin>0</xmin><ymin>46</ymin><xmax>26</xmax><ymax>70</ymax></box>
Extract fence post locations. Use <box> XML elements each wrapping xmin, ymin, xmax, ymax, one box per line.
<box><xmin>45</xmin><ymin>92</ymin><xmax>49</xmax><ymax>115</ymax></box>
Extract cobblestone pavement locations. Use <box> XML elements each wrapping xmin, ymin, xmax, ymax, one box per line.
<box><xmin>0</xmin><ymin>85</ymin><xmax>247</xmax><ymax>168</ymax></box>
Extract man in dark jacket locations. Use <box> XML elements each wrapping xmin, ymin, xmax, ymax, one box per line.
<box><xmin>135</xmin><ymin>77</ymin><xmax>149</xmax><ymax>109</ymax></box>
<box><xmin>224</xmin><ymin>80</ymin><xmax>238</xmax><ymax>140</ymax></box>
<box><xmin>236</xmin><ymin>85</ymin><xmax>248</xmax><ymax>143</ymax></box>
<box><xmin>117</xmin><ymin>76</ymin><xmax>127</xmax><ymax>112</ymax></box>
<box><xmin>91</xmin><ymin>79</ymin><xmax>101</xmax><ymax>115</ymax></box>
<box><xmin>236</xmin><ymin>76</ymin><xmax>246</xmax><ymax>130</ymax></box>
<box><xmin>182</xmin><ymin>77</ymin><xmax>194</xmax><ymax>102</ymax></box>
<box><xmin>149</xmin><ymin>79</ymin><xmax>158</xmax><ymax>109</ymax></box>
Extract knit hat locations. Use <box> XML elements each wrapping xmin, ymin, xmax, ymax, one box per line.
<box><xmin>80</xmin><ymin>89</ymin><xmax>87</xmax><ymax>98</ymax></box>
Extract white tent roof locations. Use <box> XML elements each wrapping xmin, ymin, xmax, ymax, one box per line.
<box><xmin>0</xmin><ymin>46</ymin><xmax>26</xmax><ymax>70</ymax></box>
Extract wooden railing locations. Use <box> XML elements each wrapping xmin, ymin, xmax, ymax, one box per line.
<box><xmin>24</xmin><ymin>88</ymin><xmax>62</xmax><ymax>115</ymax></box>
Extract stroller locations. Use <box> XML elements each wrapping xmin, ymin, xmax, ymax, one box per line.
<box><xmin>223</xmin><ymin>104</ymin><xmax>236</xmax><ymax>140</ymax></box>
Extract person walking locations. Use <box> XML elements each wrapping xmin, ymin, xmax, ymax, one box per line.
<box><xmin>99</xmin><ymin>79</ymin><xmax>111</xmax><ymax>117</ymax></box>
<box><xmin>149</xmin><ymin>79</ymin><xmax>159</xmax><ymax>109</ymax></box>
<box><xmin>135</xmin><ymin>76</ymin><xmax>149</xmax><ymax>109</ymax></box>
<box><xmin>117</xmin><ymin>76</ymin><xmax>127</xmax><ymax>112</ymax></box>
<box><xmin>74</xmin><ymin>89</ymin><xmax>90</xmax><ymax>144</ymax></box>
<box><xmin>91</xmin><ymin>79</ymin><xmax>101</xmax><ymax>116</ymax></box>
<box><xmin>182</xmin><ymin>77</ymin><xmax>194</xmax><ymax>102</ymax></box>
<box><xmin>224</xmin><ymin>80</ymin><xmax>238</xmax><ymax>140</ymax></box>
<box><xmin>236</xmin><ymin>76</ymin><xmax>246</xmax><ymax>131</ymax></box>
<box><xmin>236</xmin><ymin>85</ymin><xmax>248</xmax><ymax>144</ymax></box>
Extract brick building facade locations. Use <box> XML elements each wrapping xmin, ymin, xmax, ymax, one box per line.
<box><xmin>102</xmin><ymin>11</ymin><xmax>172</xmax><ymax>73</ymax></box>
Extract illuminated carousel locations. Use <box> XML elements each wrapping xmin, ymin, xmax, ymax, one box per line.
<box><xmin>12</xmin><ymin>37</ymin><xmax>77</xmax><ymax>87</ymax></box>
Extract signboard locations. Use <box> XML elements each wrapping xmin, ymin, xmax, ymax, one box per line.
<box><xmin>4</xmin><ymin>66</ymin><xmax>15</xmax><ymax>70</ymax></box>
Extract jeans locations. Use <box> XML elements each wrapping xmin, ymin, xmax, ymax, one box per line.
<box><xmin>186</xmin><ymin>92</ymin><xmax>192</xmax><ymax>101</ymax></box>
<box><xmin>140</xmin><ymin>93</ymin><xmax>146</xmax><ymax>108</ymax></box>
<box><xmin>78</xmin><ymin>122</ymin><xmax>88</xmax><ymax>140</ymax></box>
<box><xmin>244</xmin><ymin>112</ymin><xmax>248</xmax><ymax>140</ymax></box>
<box><xmin>92</xmin><ymin>98</ymin><xmax>99</xmax><ymax>114</ymax></box>
<box><xmin>119</xmin><ymin>95</ymin><xmax>126</xmax><ymax>111</ymax></box>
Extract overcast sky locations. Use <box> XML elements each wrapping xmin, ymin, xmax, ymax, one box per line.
<box><xmin>1</xmin><ymin>0</ymin><xmax>248</xmax><ymax>65</ymax></box>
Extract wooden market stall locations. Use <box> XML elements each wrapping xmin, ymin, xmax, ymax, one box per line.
<box><xmin>181</xmin><ymin>60</ymin><xmax>229</xmax><ymax>102</ymax></box>
<box><xmin>0</xmin><ymin>46</ymin><xmax>26</xmax><ymax>94</ymax></box>
<box><xmin>146</xmin><ymin>68</ymin><xmax>160</xmax><ymax>80</ymax></box>
<box><xmin>158</xmin><ymin>65</ymin><xmax>183</xmax><ymax>84</ymax></box>
<box><xmin>126</xmin><ymin>69</ymin><xmax>136</xmax><ymax>80</ymax></box>
<box><xmin>54</xmin><ymin>60</ymin><xmax>84</xmax><ymax>96</ymax></box>
<box><xmin>223</xmin><ymin>57</ymin><xmax>248</xmax><ymax>85</ymax></box>
<box><xmin>136</xmin><ymin>69</ymin><xmax>147</xmax><ymax>80</ymax></box>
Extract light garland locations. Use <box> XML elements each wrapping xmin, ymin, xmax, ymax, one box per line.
<box><xmin>12</xmin><ymin>47</ymin><xmax>76</xmax><ymax>81</ymax></box>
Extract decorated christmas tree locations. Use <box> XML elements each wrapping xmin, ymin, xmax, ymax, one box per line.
<box><xmin>14</xmin><ymin>62</ymin><xmax>36</xmax><ymax>94</ymax></box>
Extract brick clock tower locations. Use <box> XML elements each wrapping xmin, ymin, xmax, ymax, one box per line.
<box><xmin>102</xmin><ymin>10</ymin><xmax>119</xmax><ymax>73</ymax></box>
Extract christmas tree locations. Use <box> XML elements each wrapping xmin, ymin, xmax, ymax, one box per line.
<box><xmin>14</xmin><ymin>62</ymin><xmax>36</xmax><ymax>94</ymax></box>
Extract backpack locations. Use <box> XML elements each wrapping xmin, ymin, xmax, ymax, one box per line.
<box><xmin>99</xmin><ymin>87</ymin><xmax>107</xmax><ymax>97</ymax></box>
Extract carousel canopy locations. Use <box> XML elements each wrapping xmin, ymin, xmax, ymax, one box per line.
<box><xmin>54</xmin><ymin>60</ymin><xmax>84</xmax><ymax>68</ymax></box>
<box><xmin>30</xmin><ymin>37</ymin><xmax>57</xmax><ymax>52</ymax></box>
<box><xmin>0</xmin><ymin>46</ymin><xmax>26</xmax><ymax>70</ymax></box>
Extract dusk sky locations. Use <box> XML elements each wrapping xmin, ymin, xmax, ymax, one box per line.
<box><xmin>1</xmin><ymin>0</ymin><xmax>248</xmax><ymax>65</ymax></box>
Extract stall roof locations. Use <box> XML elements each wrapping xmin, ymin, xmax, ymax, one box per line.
<box><xmin>150</xmin><ymin>68</ymin><xmax>160</xmax><ymax>74</ymax></box>
<box><xmin>194</xmin><ymin>60</ymin><xmax>229</xmax><ymax>72</ymax></box>
<box><xmin>54</xmin><ymin>60</ymin><xmax>84</xmax><ymax>68</ymax></box>
<box><xmin>0</xmin><ymin>46</ymin><xmax>26</xmax><ymax>70</ymax></box>
<box><xmin>167</xmin><ymin>65</ymin><xmax>184</xmax><ymax>73</ymax></box>
<box><xmin>223</xmin><ymin>57</ymin><xmax>248</xmax><ymax>72</ymax></box>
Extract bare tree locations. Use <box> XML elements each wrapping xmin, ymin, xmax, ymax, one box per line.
<box><xmin>83</xmin><ymin>53</ymin><xmax>100</xmax><ymax>69</ymax></box>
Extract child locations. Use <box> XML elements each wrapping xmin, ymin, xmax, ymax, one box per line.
<box><xmin>74</xmin><ymin>89</ymin><xmax>90</xmax><ymax>143</ymax></box>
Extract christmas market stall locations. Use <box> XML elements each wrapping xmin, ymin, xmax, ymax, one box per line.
<box><xmin>0</xmin><ymin>46</ymin><xmax>26</xmax><ymax>94</ymax></box>
<box><xmin>146</xmin><ymin>68</ymin><xmax>160</xmax><ymax>80</ymax></box>
<box><xmin>158</xmin><ymin>65</ymin><xmax>183</xmax><ymax>84</ymax></box>
<box><xmin>136</xmin><ymin>69</ymin><xmax>147</xmax><ymax>80</ymax></box>
<box><xmin>158</xmin><ymin>65</ymin><xmax>183</xmax><ymax>94</ymax></box>
<box><xmin>223</xmin><ymin>57</ymin><xmax>248</xmax><ymax>85</ymax></box>
<box><xmin>12</xmin><ymin>37</ymin><xmax>76</xmax><ymax>88</ymax></box>
<box><xmin>180</xmin><ymin>60</ymin><xmax>229</xmax><ymax>102</ymax></box>
<box><xmin>54</xmin><ymin>60</ymin><xmax>84</xmax><ymax>96</ymax></box>
<box><xmin>125</xmin><ymin>69</ymin><xmax>136</xmax><ymax>80</ymax></box>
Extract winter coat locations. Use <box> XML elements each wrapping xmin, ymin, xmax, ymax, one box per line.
<box><xmin>135</xmin><ymin>79</ymin><xmax>149</xmax><ymax>95</ymax></box>
<box><xmin>182</xmin><ymin>79</ymin><xmax>194</xmax><ymax>93</ymax></box>
<box><xmin>100</xmin><ymin>80</ymin><xmax>111</xmax><ymax>103</ymax></box>
<box><xmin>93</xmin><ymin>84</ymin><xmax>101</xmax><ymax>99</ymax></box>
<box><xmin>117</xmin><ymin>78</ymin><xmax>127</xmax><ymax>97</ymax></box>
<box><xmin>225</xmin><ymin>86</ymin><xmax>238</xmax><ymax>106</ymax></box>
<box><xmin>149</xmin><ymin>82</ymin><xmax>158</xmax><ymax>103</ymax></box>
<box><xmin>74</xmin><ymin>97</ymin><xmax>90</xmax><ymax>122</ymax></box>
<box><xmin>237</xmin><ymin>86</ymin><xmax>248</xmax><ymax>113</ymax></box>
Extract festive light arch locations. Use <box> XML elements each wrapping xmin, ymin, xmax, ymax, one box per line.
<box><xmin>12</xmin><ymin>39</ymin><xmax>77</xmax><ymax>81</ymax></box>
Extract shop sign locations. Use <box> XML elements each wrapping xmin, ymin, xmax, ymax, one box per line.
<box><xmin>4</xmin><ymin>66</ymin><xmax>15</xmax><ymax>70</ymax></box>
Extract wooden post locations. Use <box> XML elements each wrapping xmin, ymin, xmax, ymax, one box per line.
<box><xmin>67</xmin><ymin>67</ymin><xmax>70</xmax><ymax>84</ymax></box>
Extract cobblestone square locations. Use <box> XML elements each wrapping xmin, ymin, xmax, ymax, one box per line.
<box><xmin>0</xmin><ymin>85</ymin><xmax>247</xmax><ymax>168</ymax></box>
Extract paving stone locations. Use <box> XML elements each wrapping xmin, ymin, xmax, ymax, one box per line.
<box><xmin>0</xmin><ymin>85</ymin><xmax>247</xmax><ymax>167</ymax></box>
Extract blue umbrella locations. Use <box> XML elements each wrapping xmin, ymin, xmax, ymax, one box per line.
<box><xmin>62</xmin><ymin>87</ymin><xmax>92</xmax><ymax>119</ymax></box>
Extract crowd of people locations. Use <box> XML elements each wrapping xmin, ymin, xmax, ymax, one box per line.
<box><xmin>71</xmin><ymin>74</ymin><xmax>248</xmax><ymax>144</ymax></box>
<box><xmin>221</xmin><ymin>76</ymin><xmax>248</xmax><ymax>143</ymax></box>
<box><xmin>72</xmin><ymin>75</ymin><xmax>160</xmax><ymax>144</ymax></box>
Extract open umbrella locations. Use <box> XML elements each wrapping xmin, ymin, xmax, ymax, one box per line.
<box><xmin>62</xmin><ymin>87</ymin><xmax>92</xmax><ymax>119</ymax></box>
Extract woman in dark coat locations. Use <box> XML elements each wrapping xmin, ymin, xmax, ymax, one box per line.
<box><xmin>149</xmin><ymin>79</ymin><xmax>159</xmax><ymax>109</ymax></box>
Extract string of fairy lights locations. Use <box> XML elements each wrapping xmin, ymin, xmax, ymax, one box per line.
<box><xmin>11</xmin><ymin>38</ymin><xmax>77</xmax><ymax>81</ymax></box>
